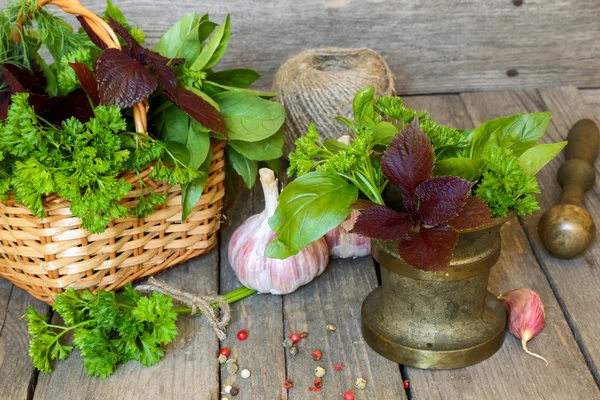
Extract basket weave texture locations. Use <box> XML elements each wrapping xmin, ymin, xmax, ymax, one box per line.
<box><xmin>0</xmin><ymin>0</ymin><xmax>225</xmax><ymax>304</ymax></box>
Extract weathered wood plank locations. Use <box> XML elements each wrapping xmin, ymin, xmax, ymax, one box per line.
<box><xmin>218</xmin><ymin>176</ymin><xmax>286</xmax><ymax>399</ymax></box>
<box><xmin>400</xmin><ymin>94</ymin><xmax>599</xmax><ymax>400</ymax></box>
<box><xmin>283</xmin><ymin>256</ymin><xmax>407</xmax><ymax>400</ymax></box>
<box><xmin>462</xmin><ymin>86</ymin><xmax>600</xmax><ymax>385</ymax></box>
<box><xmin>0</xmin><ymin>280</ymin><xmax>49</xmax><ymax>400</ymax></box>
<box><xmin>581</xmin><ymin>89</ymin><xmax>600</xmax><ymax>122</ymax></box>
<box><xmin>33</xmin><ymin>255</ymin><xmax>221</xmax><ymax>400</ymax></box>
<box><xmin>3</xmin><ymin>0</ymin><xmax>600</xmax><ymax>94</ymax></box>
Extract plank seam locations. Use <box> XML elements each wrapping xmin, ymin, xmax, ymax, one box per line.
<box><xmin>0</xmin><ymin>284</ymin><xmax>13</xmax><ymax>337</ymax></box>
<box><xmin>517</xmin><ymin>215</ymin><xmax>600</xmax><ymax>388</ymax></box>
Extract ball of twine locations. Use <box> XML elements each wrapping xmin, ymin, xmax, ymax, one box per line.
<box><xmin>273</xmin><ymin>47</ymin><xmax>395</xmax><ymax>153</ymax></box>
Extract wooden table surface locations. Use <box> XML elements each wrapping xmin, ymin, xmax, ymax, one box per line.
<box><xmin>2</xmin><ymin>86</ymin><xmax>600</xmax><ymax>400</ymax></box>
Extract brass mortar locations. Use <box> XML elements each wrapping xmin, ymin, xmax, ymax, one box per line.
<box><xmin>362</xmin><ymin>212</ymin><xmax>515</xmax><ymax>369</ymax></box>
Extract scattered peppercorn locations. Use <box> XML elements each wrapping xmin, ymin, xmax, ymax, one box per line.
<box><xmin>300</xmin><ymin>332</ymin><xmax>308</xmax><ymax>339</ymax></box>
<box><xmin>225</xmin><ymin>385</ymin><xmax>232</xmax><ymax>394</ymax></box>
<box><xmin>241</xmin><ymin>368</ymin><xmax>251</xmax><ymax>379</ymax></box>
<box><xmin>230</xmin><ymin>387</ymin><xmax>240</xmax><ymax>396</ymax></box>
<box><xmin>334</xmin><ymin>363</ymin><xmax>343</xmax><ymax>371</ymax></box>
<box><xmin>344</xmin><ymin>391</ymin><xmax>355</xmax><ymax>400</ymax></box>
<box><xmin>315</xmin><ymin>366</ymin><xmax>326</xmax><ymax>378</ymax></box>
<box><xmin>404</xmin><ymin>380</ymin><xmax>410</xmax><ymax>389</ymax></box>
<box><xmin>326</xmin><ymin>324</ymin><xmax>337</xmax><ymax>332</ymax></box>
<box><xmin>218</xmin><ymin>354</ymin><xmax>227</xmax><ymax>364</ymax></box>
<box><xmin>311</xmin><ymin>349</ymin><xmax>322</xmax><ymax>361</ymax></box>
<box><xmin>289</xmin><ymin>346</ymin><xmax>298</xmax><ymax>356</ymax></box>
<box><xmin>290</xmin><ymin>333</ymin><xmax>300</xmax><ymax>344</ymax></box>
<box><xmin>355</xmin><ymin>378</ymin><xmax>367</xmax><ymax>390</ymax></box>
<box><xmin>284</xmin><ymin>379</ymin><xmax>294</xmax><ymax>389</ymax></box>
<box><xmin>283</xmin><ymin>338</ymin><xmax>293</xmax><ymax>348</ymax></box>
<box><xmin>314</xmin><ymin>377</ymin><xmax>323</xmax><ymax>388</ymax></box>
<box><xmin>219</xmin><ymin>348</ymin><xmax>231</xmax><ymax>358</ymax></box>
<box><xmin>237</xmin><ymin>330</ymin><xmax>248</xmax><ymax>341</ymax></box>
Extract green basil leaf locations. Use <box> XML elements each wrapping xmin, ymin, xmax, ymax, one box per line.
<box><xmin>353</xmin><ymin>86</ymin><xmax>375</xmax><ymax>125</ymax></box>
<box><xmin>518</xmin><ymin>141</ymin><xmax>567</xmax><ymax>175</ymax></box>
<box><xmin>198</xmin><ymin>20</ymin><xmax>218</xmax><ymax>43</ymax></box>
<box><xmin>191</xmin><ymin>14</ymin><xmax>230</xmax><ymax>71</ymax></box>
<box><xmin>154</xmin><ymin>12</ymin><xmax>199</xmax><ymax>58</ymax></box>
<box><xmin>187</xmin><ymin>86</ymin><xmax>220</xmax><ymax>110</ymax></box>
<box><xmin>334</xmin><ymin>116</ymin><xmax>357</xmax><ymax>132</ymax></box>
<box><xmin>226</xmin><ymin>146</ymin><xmax>258</xmax><ymax>188</ymax></box>
<box><xmin>433</xmin><ymin>158</ymin><xmax>481</xmax><ymax>181</ymax></box>
<box><xmin>159</xmin><ymin>106</ymin><xmax>189</xmax><ymax>143</ymax></box>
<box><xmin>206</xmin><ymin>69</ymin><xmax>261</xmax><ymax>88</ymax></box>
<box><xmin>105</xmin><ymin>0</ymin><xmax>128</xmax><ymax>26</ymax></box>
<box><xmin>165</xmin><ymin>141</ymin><xmax>190</xmax><ymax>166</ymax></box>
<box><xmin>323</xmin><ymin>139</ymin><xmax>349</xmax><ymax>153</ymax></box>
<box><xmin>265</xmin><ymin>171</ymin><xmax>358</xmax><ymax>259</ymax></box>
<box><xmin>187</xmin><ymin>123</ymin><xmax>211</xmax><ymax>169</ymax></box>
<box><xmin>470</xmin><ymin>112</ymin><xmax>552</xmax><ymax>160</ymax></box>
<box><xmin>204</xmin><ymin>81</ymin><xmax>276</xmax><ymax>99</ymax></box>
<box><xmin>213</xmin><ymin>91</ymin><xmax>285</xmax><ymax>142</ymax></box>
<box><xmin>229</xmin><ymin>130</ymin><xmax>284</xmax><ymax>161</ymax></box>
<box><xmin>181</xmin><ymin>150</ymin><xmax>212</xmax><ymax>220</ymax></box>
<box><xmin>374</xmin><ymin>121</ymin><xmax>399</xmax><ymax>145</ymax></box>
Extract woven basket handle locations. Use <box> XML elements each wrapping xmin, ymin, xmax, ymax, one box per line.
<box><xmin>10</xmin><ymin>0</ymin><xmax>149</xmax><ymax>134</ymax></box>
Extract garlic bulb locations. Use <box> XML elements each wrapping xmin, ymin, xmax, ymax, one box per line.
<box><xmin>499</xmin><ymin>288</ymin><xmax>547</xmax><ymax>365</ymax></box>
<box><xmin>325</xmin><ymin>210</ymin><xmax>371</xmax><ymax>258</ymax></box>
<box><xmin>228</xmin><ymin>168</ymin><xmax>329</xmax><ymax>294</ymax></box>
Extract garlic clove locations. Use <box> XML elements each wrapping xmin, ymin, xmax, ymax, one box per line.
<box><xmin>499</xmin><ymin>288</ymin><xmax>548</xmax><ymax>365</ymax></box>
<box><xmin>228</xmin><ymin>168</ymin><xmax>330</xmax><ymax>295</ymax></box>
<box><xmin>325</xmin><ymin>209</ymin><xmax>371</xmax><ymax>258</ymax></box>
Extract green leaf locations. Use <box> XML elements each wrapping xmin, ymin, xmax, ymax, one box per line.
<box><xmin>227</xmin><ymin>146</ymin><xmax>258</xmax><ymax>188</ymax></box>
<box><xmin>266</xmin><ymin>171</ymin><xmax>358</xmax><ymax>259</ymax></box>
<box><xmin>433</xmin><ymin>158</ymin><xmax>481</xmax><ymax>181</ymax></box>
<box><xmin>158</xmin><ymin>106</ymin><xmax>189</xmax><ymax>143</ymax></box>
<box><xmin>213</xmin><ymin>91</ymin><xmax>285</xmax><ymax>142</ymax></box>
<box><xmin>178</xmin><ymin>25</ymin><xmax>203</xmax><ymax>65</ymax></box>
<box><xmin>265</xmin><ymin>158</ymin><xmax>280</xmax><ymax>176</ymax></box>
<box><xmin>228</xmin><ymin>130</ymin><xmax>284</xmax><ymax>161</ymax></box>
<box><xmin>374</xmin><ymin>121</ymin><xmax>399</xmax><ymax>145</ymax></box>
<box><xmin>353</xmin><ymin>86</ymin><xmax>375</xmax><ymax>125</ymax></box>
<box><xmin>165</xmin><ymin>141</ymin><xmax>190</xmax><ymax>166</ymax></box>
<box><xmin>322</xmin><ymin>139</ymin><xmax>349</xmax><ymax>153</ymax></box>
<box><xmin>33</xmin><ymin>52</ymin><xmax>57</xmax><ymax>97</ymax></box>
<box><xmin>105</xmin><ymin>0</ymin><xmax>128</xmax><ymax>26</ymax></box>
<box><xmin>154</xmin><ymin>12</ymin><xmax>199</xmax><ymax>58</ymax></box>
<box><xmin>206</xmin><ymin>69</ymin><xmax>261</xmax><ymax>88</ymax></box>
<box><xmin>204</xmin><ymin>81</ymin><xmax>276</xmax><ymax>99</ymax></box>
<box><xmin>187</xmin><ymin>86</ymin><xmax>220</xmax><ymax>110</ymax></box>
<box><xmin>182</xmin><ymin>150</ymin><xmax>212</xmax><ymax>220</ymax></box>
<box><xmin>191</xmin><ymin>14</ymin><xmax>230</xmax><ymax>71</ymax></box>
<box><xmin>186</xmin><ymin>123</ymin><xmax>211</xmax><ymax>169</ymax></box>
<box><xmin>197</xmin><ymin>19</ymin><xmax>218</xmax><ymax>43</ymax></box>
<box><xmin>470</xmin><ymin>112</ymin><xmax>552</xmax><ymax>160</ymax></box>
<box><xmin>518</xmin><ymin>141</ymin><xmax>567</xmax><ymax>175</ymax></box>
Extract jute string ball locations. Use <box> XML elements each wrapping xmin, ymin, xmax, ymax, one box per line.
<box><xmin>273</xmin><ymin>47</ymin><xmax>395</xmax><ymax>153</ymax></box>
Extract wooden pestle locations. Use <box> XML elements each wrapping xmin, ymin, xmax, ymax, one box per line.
<box><xmin>538</xmin><ymin>119</ymin><xmax>599</xmax><ymax>258</ymax></box>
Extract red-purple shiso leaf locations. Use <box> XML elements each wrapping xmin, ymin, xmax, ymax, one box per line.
<box><xmin>448</xmin><ymin>196</ymin><xmax>493</xmax><ymax>230</ymax></box>
<box><xmin>95</xmin><ymin>48</ymin><xmax>157</xmax><ymax>108</ymax></box>
<box><xmin>69</xmin><ymin>62</ymin><xmax>99</xmax><ymax>105</ymax></box>
<box><xmin>382</xmin><ymin>124</ymin><xmax>434</xmax><ymax>213</ymax></box>
<box><xmin>415</xmin><ymin>176</ymin><xmax>474</xmax><ymax>226</ymax></box>
<box><xmin>77</xmin><ymin>16</ymin><xmax>109</xmax><ymax>50</ymax></box>
<box><xmin>350</xmin><ymin>205</ymin><xmax>414</xmax><ymax>241</ymax></box>
<box><xmin>349</xmin><ymin>199</ymin><xmax>377</xmax><ymax>211</ymax></box>
<box><xmin>398</xmin><ymin>225</ymin><xmax>459</xmax><ymax>272</ymax></box>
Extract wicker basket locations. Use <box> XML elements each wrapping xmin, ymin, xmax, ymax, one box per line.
<box><xmin>0</xmin><ymin>0</ymin><xmax>225</xmax><ymax>304</ymax></box>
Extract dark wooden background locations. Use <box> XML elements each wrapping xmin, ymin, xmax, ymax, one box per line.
<box><xmin>2</xmin><ymin>0</ymin><xmax>600</xmax><ymax>94</ymax></box>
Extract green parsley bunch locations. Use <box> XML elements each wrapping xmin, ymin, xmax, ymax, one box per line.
<box><xmin>0</xmin><ymin>93</ymin><xmax>200</xmax><ymax>233</ymax></box>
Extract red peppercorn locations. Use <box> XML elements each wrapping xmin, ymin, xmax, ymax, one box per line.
<box><xmin>334</xmin><ymin>363</ymin><xmax>343</xmax><ymax>371</ymax></box>
<box><xmin>311</xmin><ymin>349</ymin><xmax>323</xmax><ymax>361</ymax></box>
<box><xmin>219</xmin><ymin>348</ymin><xmax>231</xmax><ymax>358</ymax></box>
<box><xmin>237</xmin><ymin>330</ymin><xmax>248</xmax><ymax>341</ymax></box>
<box><xmin>344</xmin><ymin>391</ymin><xmax>355</xmax><ymax>400</ymax></box>
<box><xmin>404</xmin><ymin>379</ymin><xmax>410</xmax><ymax>389</ymax></box>
<box><xmin>283</xmin><ymin>379</ymin><xmax>294</xmax><ymax>389</ymax></box>
<box><xmin>314</xmin><ymin>377</ymin><xmax>323</xmax><ymax>388</ymax></box>
<box><xmin>290</xmin><ymin>333</ymin><xmax>300</xmax><ymax>344</ymax></box>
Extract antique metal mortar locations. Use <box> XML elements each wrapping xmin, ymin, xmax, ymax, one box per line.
<box><xmin>362</xmin><ymin>213</ymin><xmax>515</xmax><ymax>369</ymax></box>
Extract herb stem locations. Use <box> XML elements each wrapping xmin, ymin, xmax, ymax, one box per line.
<box><xmin>172</xmin><ymin>286</ymin><xmax>257</xmax><ymax>315</ymax></box>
